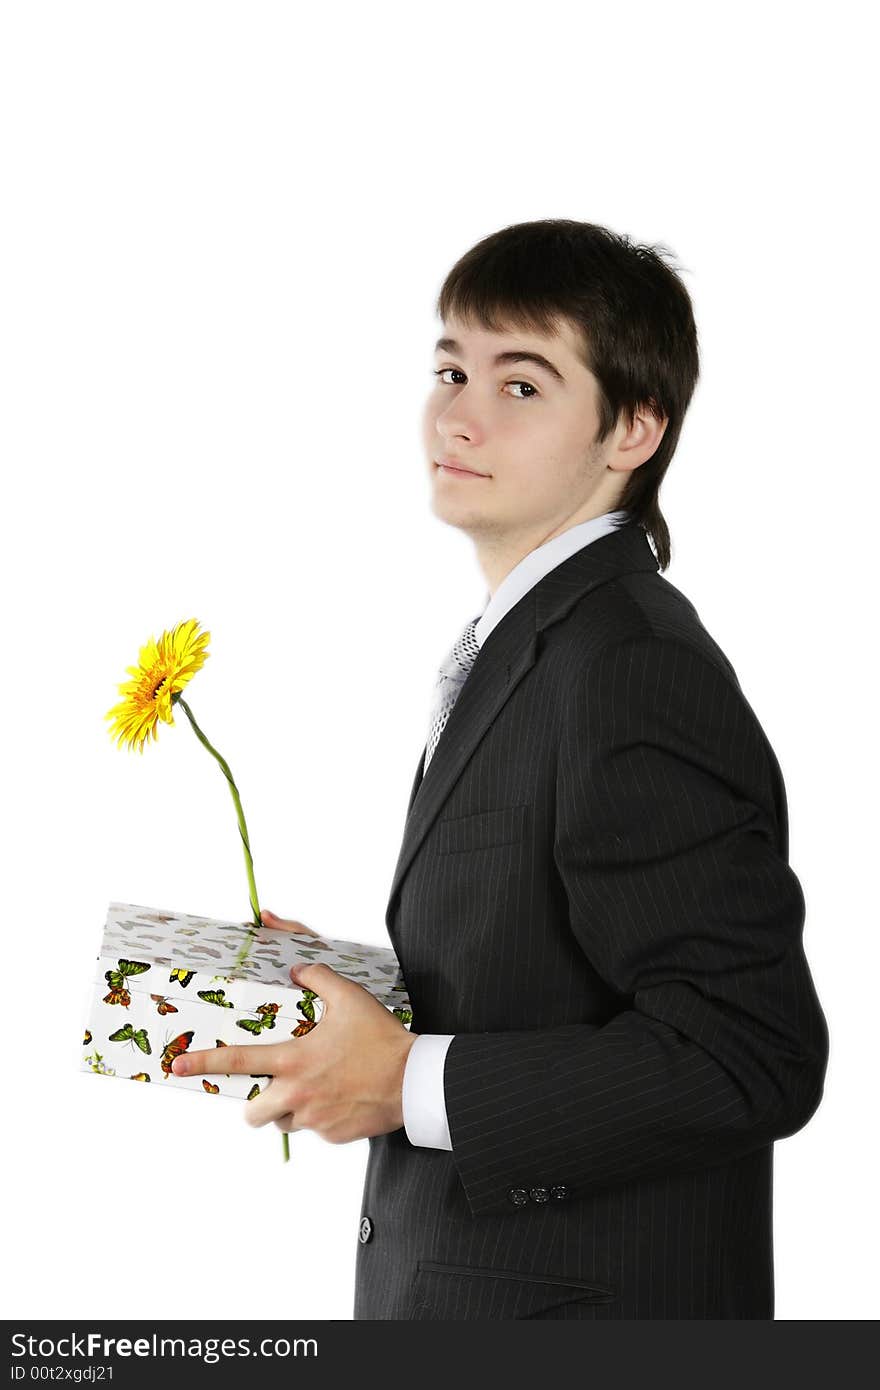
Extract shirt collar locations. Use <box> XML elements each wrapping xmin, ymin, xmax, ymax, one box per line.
<box><xmin>473</xmin><ymin>510</ymin><xmax>631</xmax><ymax>648</ymax></box>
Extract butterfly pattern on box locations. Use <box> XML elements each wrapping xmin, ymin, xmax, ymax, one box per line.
<box><xmin>82</xmin><ymin>902</ymin><xmax>412</xmax><ymax>1099</ymax></box>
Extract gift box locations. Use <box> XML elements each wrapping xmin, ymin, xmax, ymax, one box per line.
<box><xmin>82</xmin><ymin>901</ymin><xmax>412</xmax><ymax>1101</ymax></box>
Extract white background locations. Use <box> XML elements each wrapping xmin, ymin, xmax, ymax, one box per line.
<box><xmin>1</xmin><ymin>0</ymin><xmax>875</xmax><ymax>1323</ymax></box>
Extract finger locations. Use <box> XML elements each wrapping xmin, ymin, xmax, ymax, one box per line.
<box><xmin>262</xmin><ymin>909</ymin><xmax>318</xmax><ymax>936</ymax></box>
<box><xmin>244</xmin><ymin>1081</ymin><xmax>299</xmax><ymax>1130</ymax></box>
<box><xmin>172</xmin><ymin>1041</ymin><xmax>282</xmax><ymax>1078</ymax></box>
<box><xmin>261</xmin><ymin>909</ymin><xmax>319</xmax><ymax>938</ymax></box>
<box><xmin>273</xmin><ymin>1112</ymin><xmax>304</xmax><ymax>1133</ymax></box>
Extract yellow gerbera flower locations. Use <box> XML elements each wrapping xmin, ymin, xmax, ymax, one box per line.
<box><xmin>103</xmin><ymin>616</ymin><xmax>285</xmax><ymax>1156</ymax></box>
<box><xmin>105</xmin><ymin>618</ymin><xmax>211</xmax><ymax>753</ymax></box>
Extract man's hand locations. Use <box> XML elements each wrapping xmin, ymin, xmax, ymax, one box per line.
<box><xmin>259</xmin><ymin>908</ymin><xmax>320</xmax><ymax>938</ymax></box>
<box><xmin>170</xmin><ymin>907</ymin><xmax>418</xmax><ymax>1143</ymax></box>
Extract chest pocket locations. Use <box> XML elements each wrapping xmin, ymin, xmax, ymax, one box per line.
<box><xmin>435</xmin><ymin>803</ymin><xmax>529</xmax><ymax>854</ymax></box>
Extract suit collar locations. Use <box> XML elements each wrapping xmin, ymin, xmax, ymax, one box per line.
<box><xmin>384</xmin><ymin>518</ymin><xmax>659</xmax><ymax>932</ymax></box>
<box><xmin>474</xmin><ymin>508</ymin><xmax>630</xmax><ymax>649</ymax></box>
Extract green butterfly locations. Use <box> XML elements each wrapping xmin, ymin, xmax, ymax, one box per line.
<box><xmin>169</xmin><ymin>968</ymin><xmax>195</xmax><ymax>987</ymax></box>
<box><xmin>392</xmin><ymin>1007</ymin><xmax>413</xmax><ymax>1025</ymax></box>
<box><xmin>296</xmin><ymin>989</ymin><xmax>318</xmax><ymax>1024</ymax></box>
<box><xmin>108</xmin><ymin>1023</ymin><xmax>152</xmax><ymax>1055</ymax></box>
<box><xmin>104</xmin><ymin>958</ymin><xmax>151</xmax><ymax>991</ymax></box>
<box><xmin>197</xmin><ymin>988</ymin><xmax>234</xmax><ymax>1008</ymax></box>
<box><xmin>236</xmin><ymin>1003</ymin><xmax>279</xmax><ymax>1035</ymax></box>
<box><xmin>246</xmin><ymin>1083</ymin><xmax>261</xmax><ymax>1101</ymax></box>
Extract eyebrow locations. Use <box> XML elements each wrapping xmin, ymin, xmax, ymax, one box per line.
<box><xmin>434</xmin><ymin>336</ymin><xmax>567</xmax><ymax>384</ymax></box>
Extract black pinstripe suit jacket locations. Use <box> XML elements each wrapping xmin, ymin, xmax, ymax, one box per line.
<box><xmin>353</xmin><ymin>518</ymin><xmax>829</xmax><ymax>1320</ymax></box>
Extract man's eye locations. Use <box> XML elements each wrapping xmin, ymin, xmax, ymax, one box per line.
<box><xmin>432</xmin><ymin>368</ymin><xmax>538</xmax><ymax>399</ymax></box>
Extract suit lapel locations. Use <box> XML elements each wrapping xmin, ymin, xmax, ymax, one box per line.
<box><xmin>404</xmin><ymin>745</ymin><xmax>427</xmax><ymax>821</ymax></box>
<box><xmin>384</xmin><ymin>519</ymin><xmax>659</xmax><ymax>929</ymax></box>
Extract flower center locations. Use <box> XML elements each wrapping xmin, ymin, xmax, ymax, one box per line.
<box><xmin>152</xmin><ymin>676</ymin><xmax>168</xmax><ymax>701</ymax></box>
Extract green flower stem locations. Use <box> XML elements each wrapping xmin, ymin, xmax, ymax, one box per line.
<box><xmin>175</xmin><ymin>693</ymin><xmax>289</xmax><ymax>1165</ymax></box>
<box><xmin>174</xmin><ymin>697</ymin><xmax>260</xmax><ymax>966</ymax></box>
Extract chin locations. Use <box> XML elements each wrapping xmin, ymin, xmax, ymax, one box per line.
<box><xmin>430</xmin><ymin>496</ymin><xmax>479</xmax><ymax>525</ymax></box>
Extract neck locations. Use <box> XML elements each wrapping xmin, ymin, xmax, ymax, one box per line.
<box><xmin>476</xmin><ymin>510</ymin><xmax>616</xmax><ymax>596</ymax></box>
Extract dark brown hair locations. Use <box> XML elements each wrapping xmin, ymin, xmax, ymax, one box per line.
<box><xmin>435</xmin><ymin>218</ymin><xmax>700</xmax><ymax>570</ymax></box>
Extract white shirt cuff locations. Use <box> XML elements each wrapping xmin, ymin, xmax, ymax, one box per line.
<box><xmin>402</xmin><ymin>1033</ymin><xmax>455</xmax><ymax>1149</ymax></box>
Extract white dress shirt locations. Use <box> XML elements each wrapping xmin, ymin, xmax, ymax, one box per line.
<box><xmin>401</xmin><ymin>508</ymin><xmax>631</xmax><ymax>1149</ymax></box>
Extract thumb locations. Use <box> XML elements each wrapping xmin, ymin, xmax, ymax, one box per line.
<box><xmin>290</xmin><ymin>961</ymin><xmax>341</xmax><ymax>995</ymax></box>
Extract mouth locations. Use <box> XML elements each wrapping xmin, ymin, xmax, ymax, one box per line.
<box><xmin>434</xmin><ymin>459</ymin><xmax>489</xmax><ymax>479</ymax></box>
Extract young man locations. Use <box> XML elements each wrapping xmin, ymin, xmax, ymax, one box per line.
<box><xmin>176</xmin><ymin>220</ymin><xmax>829</xmax><ymax>1319</ymax></box>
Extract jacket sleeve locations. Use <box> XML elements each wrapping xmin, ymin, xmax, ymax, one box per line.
<box><xmin>442</xmin><ymin>635</ymin><xmax>829</xmax><ymax>1217</ymax></box>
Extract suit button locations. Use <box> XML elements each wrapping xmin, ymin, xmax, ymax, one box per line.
<box><xmin>550</xmin><ymin>1185</ymin><xmax>569</xmax><ymax>1201</ymax></box>
<box><xmin>529</xmin><ymin>1186</ymin><xmax>550</xmax><ymax>1204</ymax></box>
<box><xmin>507</xmin><ymin>1187</ymin><xmax>529</xmax><ymax>1207</ymax></box>
<box><xmin>358</xmin><ymin>1216</ymin><xmax>373</xmax><ymax>1243</ymax></box>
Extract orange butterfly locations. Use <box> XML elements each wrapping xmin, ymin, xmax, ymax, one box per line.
<box><xmin>202</xmin><ymin>1080</ymin><xmax>219</xmax><ymax>1094</ymax></box>
<box><xmin>103</xmin><ymin>986</ymin><xmax>131</xmax><ymax>1007</ymax></box>
<box><xmin>292</xmin><ymin>1020</ymin><xmax>317</xmax><ymax>1037</ymax></box>
<box><xmin>150</xmin><ymin>994</ymin><xmax>178</xmax><ymax>1015</ymax></box>
<box><xmin>160</xmin><ymin>1030</ymin><xmax>195</xmax><ymax>1077</ymax></box>
<box><xmin>130</xmin><ymin>1073</ymin><xmax>151</xmax><ymax>1082</ymax></box>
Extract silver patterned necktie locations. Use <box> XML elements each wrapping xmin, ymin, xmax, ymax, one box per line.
<box><xmin>423</xmin><ymin>615</ymin><xmax>481</xmax><ymax>776</ymax></box>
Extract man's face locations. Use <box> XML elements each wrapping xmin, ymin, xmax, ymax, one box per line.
<box><xmin>422</xmin><ymin>312</ymin><xmax>631</xmax><ymax>555</ymax></box>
